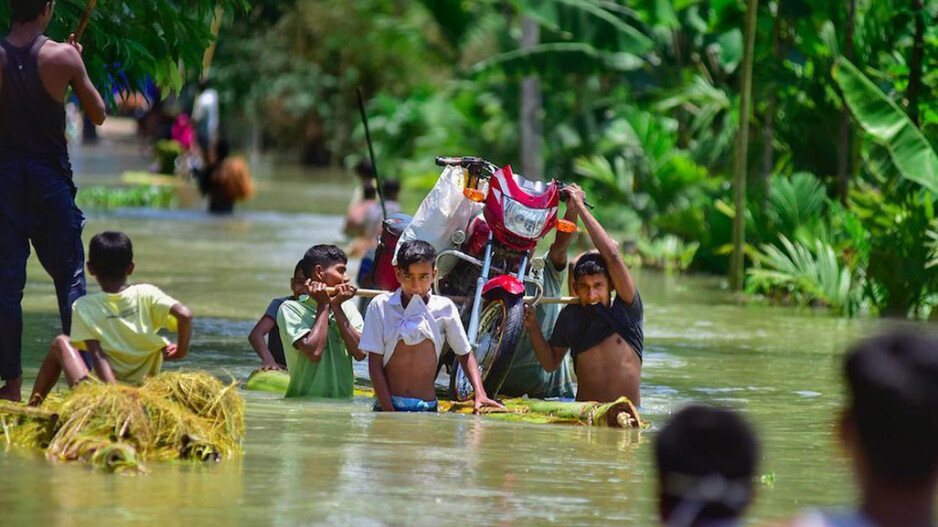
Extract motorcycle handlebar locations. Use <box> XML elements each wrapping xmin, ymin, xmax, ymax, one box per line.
<box><xmin>435</xmin><ymin>156</ymin><xmax>492</xmax><ymax>168</ymax></box>
<box><xmin>557</xmin><ymin>182</ymin><xmax>595</xmax><ymax>210</ymax></box>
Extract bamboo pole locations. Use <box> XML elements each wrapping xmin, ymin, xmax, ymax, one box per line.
<box><xmin>325</xmin><ymin>287</ymin><xmax>578</xmax><ymax>305</ymax></box>
<box><xmin>73</xmin><ymin>0</ymin><xmax>99</xmax><ymax>42</ymax></box>
<box><xmin>0</xmin><ymin>403</ymin><xmax>58</xmax><ymax>423</ymax></box>
<box><xmin>200</xmin><ymin>6</ymin><xmax>225</xmax><ymax>81</ymax></box>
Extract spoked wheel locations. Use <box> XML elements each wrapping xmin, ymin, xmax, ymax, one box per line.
<box><xmin>450</xmin><ymin>289</ymin><xmax>525</xmax><ymax>401</ymax></box>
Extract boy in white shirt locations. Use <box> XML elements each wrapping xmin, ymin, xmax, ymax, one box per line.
<box><xmin>361</xmin><ymin>240</ymin><xmax>502</xmax><ymax>412</ymax></box>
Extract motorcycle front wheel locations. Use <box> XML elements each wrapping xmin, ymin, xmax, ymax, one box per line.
<box><xmin>450</xmin><ymin>289</ymin><xmax>525</xmax><ymax>401</ymax></box>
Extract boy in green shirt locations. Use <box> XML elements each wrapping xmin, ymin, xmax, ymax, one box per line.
<box><xmin>29</xmin><ymin>231</ymin><xmax>193</xmax><ymax>406</ymax></box>
<box><xmin>277</xmin><ymin>245</ymin><xmax>365</xmax><ymax>398</ymax></box>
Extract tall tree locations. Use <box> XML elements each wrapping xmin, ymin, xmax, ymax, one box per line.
<box><xmin>731</xmin><ymin>0</ymin><xmax>760</xmax><ymax>291</ymax></box>
<box><xmin>520</xmin><ymin>15</ymin><xmax>544</xmax><ymax>180</ymax></box>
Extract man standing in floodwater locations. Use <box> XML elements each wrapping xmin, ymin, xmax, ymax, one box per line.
<box><xmin>0</xmin><ymin>0</ymin><xmax>107</xmax><ymax>401</ymax></box>
<box><xmin>524</xmin><ymin>184</ymin><xmax>643</xmax><ymax>405</ymax></box>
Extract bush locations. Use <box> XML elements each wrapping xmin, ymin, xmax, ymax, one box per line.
<box><xmin>746</xmin><ymin>235</ymin><xmax>864</xmax><ymax>316</ymax></box>
<box><xmin>76</xmin><ymin>185</ymin><xmax>177</xmax><ymax>211</ymax></box>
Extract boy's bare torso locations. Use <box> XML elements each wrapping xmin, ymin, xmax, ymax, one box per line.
<box><xmin>574</xmin><ymin>333</ymin><xmax>641</xmax><ymax>405</ymax></box>
<box><xmin>385</xmin><ymin>339</ymin><xmax>438</xmax><ymax>401</ymax></box>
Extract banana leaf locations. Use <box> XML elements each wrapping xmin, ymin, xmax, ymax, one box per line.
<box><xmin>244</xmin><ymin>370</ymin><xmax>290</xmax><ymax>393</ymax></box>
<box><xmin>832</xmin><ymin>58</ymin><xmax>938</xmax><ymax>196</ymax></box>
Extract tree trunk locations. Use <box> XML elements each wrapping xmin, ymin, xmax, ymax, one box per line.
<box><xmin>837</xmin><ymin>0</ymin><xmax>857</xmax><ymax>204</ymax></box>
<box><xmin>907</xmin><ymin>0</ymin><xmax>925</xmax><ymax>126</ymax></box>
<box><xmin>520</xmin><ymin>16</ymin><xmax>544</xmax><ymax>180</ymax></box>
<box><xmin>730</xmin><ymin>0</ymin><xmax>760</xmax><ymax>292</ymax></box>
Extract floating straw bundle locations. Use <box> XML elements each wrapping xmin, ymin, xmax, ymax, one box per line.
<box><xmin>143</xmin><ymin>371</ymin><xmax>245</xmax><ymax>440</ymax></box>
<box><xmin>0</xmin><ymin>371</ymin><xmax>244</xmax><ymax>474</ymax></box>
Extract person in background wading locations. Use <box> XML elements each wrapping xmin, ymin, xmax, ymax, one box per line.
<box><xmin>0</xmin><ymin>0</ymin><xmax>107</xmax><ymax>402</ymax></box>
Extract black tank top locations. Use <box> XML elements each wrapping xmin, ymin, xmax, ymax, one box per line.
<box><xmin>0</xmin><ymin>35</ymin><xmax>67</xmax><ymax>158</ymax></box>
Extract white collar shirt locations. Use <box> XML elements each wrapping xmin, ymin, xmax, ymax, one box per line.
<box><xmin>359</xmin><ymin>289</ymin><xmax>472</xmax><ymax>366</ymax></box>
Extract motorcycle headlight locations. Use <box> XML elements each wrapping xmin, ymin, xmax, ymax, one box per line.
<box><xmin>503</xmin><ymin>197</ymin><xmax>550</xmax><ymax>239</ymax></box>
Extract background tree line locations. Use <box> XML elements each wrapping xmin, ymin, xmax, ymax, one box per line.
<box><xmin>209</xmin><ymin>0</ymin><xmax>938</xmax><ymax>319</ymax></box>
<box><xmin>8</xmin><ymin>0</ymin><xmax>932</xmax><ymax>319</ymax></box>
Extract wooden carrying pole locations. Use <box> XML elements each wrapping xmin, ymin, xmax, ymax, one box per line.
<box><xmin>201</xmin><ymin>6</ymin><xmax>225</xmax><ymax>81</ymax></box>
<box><xmin>73</xmin><ymin>0</ymin><xmax>99</xmax><ymax>42</ymax></box>
<box><xmin>0</xmin><ymin>403</ymin><xmax>58</xmax><ymax>423</ymax></box>
<box><xmin>325</xmin><ymin>287</ymin><xmax>577</xmax><ymax>305</ymax></box>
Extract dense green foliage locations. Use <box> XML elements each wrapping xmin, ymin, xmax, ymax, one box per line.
<box><xmin>206</xmin><ymin>1</ymin><xmax>938</xmax><ymax>318</ymax></box>
<box><xmin>0</xmin><ymin>0</ymin><xmax>247</xmax><ymax>102</ymax></box>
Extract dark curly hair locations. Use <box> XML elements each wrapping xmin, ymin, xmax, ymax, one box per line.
<box><xmin>89</xmin><ymin>231</ymin><xmax>134</xmax><ymax>280</ymax></box>
<box><xmin>845</xmin><ymin>331</ymin><xmax>938</xmax><ymax>485</ymax></box>
<box><xmin>10</xmin><ymin>0</ymin><xmax>50</xmax><ymax>23</ymax></box>
<box><xmin>302</xmin><ymin>244</ymin><xmax>347</xmax><ymax>277</ymax></box>
<box><xmin>572</xmin><ymin>252</ymin><xmax>609</xmax><ymax>280</ymax></box>
<box><xmin>396</xmin><ymin>240</ymin><xmax>436</xmax><ymax>271</ymax></box>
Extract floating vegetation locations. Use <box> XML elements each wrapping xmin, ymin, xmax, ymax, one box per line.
<box><xmin>76</xmin><ymin>184</ymin><xmax>177</xmax><ymax>210</ymax></box>
<box><xmin>243</xmin><ymin>369</ymin><xmax>290</xmax><ymax>393</ymax></box>
<box><xmin>439</xmin><ymin>397</ymin><xmax>647</xmax><ymax>429</ymax></box>
<box><xmin>243</xmin><ymin>370</ymin><xmax>645</xmax><ymax>428</ymax></box>
<box><xmin>143</xmin><ymin>371</ymin><xmax>245</xmax><ymax>440</ymax></box>
<box><xmin>0</xmin><ymin>371</ymin><xmax>244</xmax><ymax>474</ymax></box>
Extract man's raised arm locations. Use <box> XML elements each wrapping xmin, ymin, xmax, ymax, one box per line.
<box><xmin>565</xmin><ymin>184</ymin><xmax>637</xmax><ymax>304</ymax></box>
<box><xmin>65</xmin><ymin>34</ymin><xmax>105</xmax><ymax>126</ymax></box>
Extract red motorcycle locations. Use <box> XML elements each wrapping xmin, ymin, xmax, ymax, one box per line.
<box><xmin>374</xmin><ymin>156</ymin><xmax>577</xmax><ymax>400</ymax></box>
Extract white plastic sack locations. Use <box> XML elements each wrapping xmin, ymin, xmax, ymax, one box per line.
<box><xmin>393</xmin><ymin>165</ymin><xmax>484</xmax><ymax>274</ymax></box>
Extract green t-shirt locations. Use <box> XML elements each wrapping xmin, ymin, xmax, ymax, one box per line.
<box><xmin>276</xmin><ymin>297</ymin><xmax>364</xmax><ymax>398</ymax></box>
<box><xmin>500</xmin><ymin>256</ymin><xmax>576</xmax><ymax>399</ymax></box>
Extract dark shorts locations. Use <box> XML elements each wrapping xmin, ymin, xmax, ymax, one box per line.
<box><xmin>0</xmin><ymin>155</ymin><xmax>87</xmax><ymax>380</ymax></box>
<box><xmin>373</xmin><ymin>396</ymin><xmax>438</xmax><ymax>412</ymax></box>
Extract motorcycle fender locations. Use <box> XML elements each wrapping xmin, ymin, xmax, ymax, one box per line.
<box><xmin>481</xmin><ymin>275</ymin><xmax>525</xmax><ymax>298</ymax></box>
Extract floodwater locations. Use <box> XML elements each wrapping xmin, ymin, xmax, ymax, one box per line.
<box><xmin>0</xmin><ymin>126</ymin><xmax>896</xmax><ymax>525</ymax></box>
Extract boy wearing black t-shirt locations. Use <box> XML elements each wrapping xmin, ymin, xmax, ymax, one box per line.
<box><xmin>523</xmin><ymin>184</ymin><xmax>643</xmax><ymax>405</ymax></box>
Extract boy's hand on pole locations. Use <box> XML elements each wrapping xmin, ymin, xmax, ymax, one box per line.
<box><xmin>258</xmin><ymin>360</ymin><xmax>285</xmax><ymax>372</ymax></box>
<box><xmin>309</xmin><ymin>281</ymin><xmax>331</xmax><ymax>306</ymax></box>
<box><xmin>66</xmin><ymin>34</ymin><xmax>83</xmax><ymax>55</ymax></box>
<box><xmin>522</xmin><ymin>303</ymin><xmax>539</xmax><ymax>331</ymax></box>
<box><xmin>331</xmin><ymin>283</ymin><xmax>357</xmax><ymax>307</ymax></box>
<box><xmin>162</xmin><ymin>343</ymin><xmax>179</xmax><ymax>360</ymax></box>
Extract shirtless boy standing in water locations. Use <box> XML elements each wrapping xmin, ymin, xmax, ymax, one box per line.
<box><xmin>524</xmin><ymin>185</ymin><xmax>644</xmax><ymax>404</ymax></box>
<box><xmin>361</xmin><ymin>240</ymin><xmax>502</xmax><ymax>412</ymax></box>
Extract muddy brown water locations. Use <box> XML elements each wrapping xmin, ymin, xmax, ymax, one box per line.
<box><xmin>1</xmin><ymin>133</ymin><xmax>899</xmax><ymax>525</ymax></box>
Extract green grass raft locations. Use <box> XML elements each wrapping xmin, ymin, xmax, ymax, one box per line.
<box><xmin>0</xmin><ymin>371</ymin><xmax>244</xmax><ymax>474</ymax></box>
<box><xmin>244</xmin><ymin>370</ymin><xmax>645</xmax><ymax>428</ymax></box>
